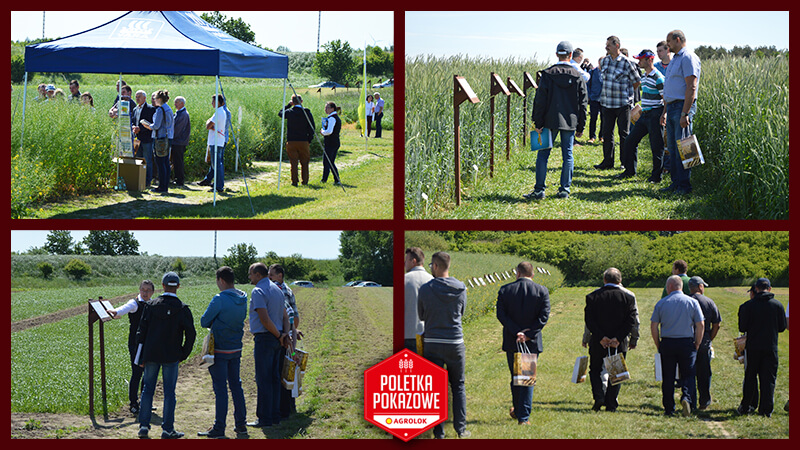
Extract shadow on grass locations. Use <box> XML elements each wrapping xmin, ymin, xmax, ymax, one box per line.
<box><xmin>47</xmin><ymin>193</ymin><xmax>317</xmax><ymax>219</ymax></box>
<box><xmin>253</xmin><ymin>411</ymin><xmax>314</xmax><ymax>439</ymax></box>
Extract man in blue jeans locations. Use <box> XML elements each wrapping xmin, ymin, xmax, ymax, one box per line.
<box><xmin>496</xmin><ymin>262</ymin><xmax>550</xmax><ymax>424</ymax></box>
<box><xmin>525</xmin><ymin>40</ymin><xmax>587</xmax><ymax>200</ymax></box>
<box><xmin>247</xmin><ymin>262</ymin><xmax>290</xmax><ymax>429</ymax></box>
<box><xmin>198</xmin><ymin>94</ymin><xmax>228</xmax><ymax>193</ymax></box>
<box><xmin>135</xmin><ymin>272</ymin><xmax>196</xmax><ymax>439</ymax></box>
<box><xmin>660</xmin><ymin>29</ymin><xmax>701</xmax><ymax>195</ymax></box>
<box><xmin>650</xmin><ymin>275</ymin><xmax>704</xmax><ymax>417</ymax></box>
<box><xmin>418</xmin><ymin>251</ymin><xmax>470</xmax><ymax>438</ymax></box>
<box><xmin>198</xmin><ymin>266</ymin><xmax>249</xmax><ymax>438</ymax></box>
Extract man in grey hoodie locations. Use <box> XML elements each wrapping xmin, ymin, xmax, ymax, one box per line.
<box><xmin>198</xmin><ymin>266</ymin><xmax>249</xmax><ymax>438</ymax></box>
<box><xmin>417</xmin><ymin>251</ymin><xmax>470</xmax><ymax>439</ymax></box>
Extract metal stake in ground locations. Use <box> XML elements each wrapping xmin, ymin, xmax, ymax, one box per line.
<box><xmin>506</xmin><ymin>77</ymin><xmax>525</xmax><ymax>161</ymax></box>
<box><xmin>489</xmin><ymin>73</ymin><xmax>510</xmax><ymax>178</ymax></box>
<box><xmin>522</xmin><ymin>72</ymin><xmax>538</xmax><ymax>148</ymax></box>
<box><xmin>453</xmin><ymin>75</ymin><xmax>480</xmax><ymax>206</ymax></box>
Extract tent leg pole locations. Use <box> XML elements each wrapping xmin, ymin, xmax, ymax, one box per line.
<box><xmin>213</xmin><ymin>76</ymin><xmax>219</xmax><ymax>207</ymax></box>
<box><xmin>278</xmin><ymin>79</ymin><xmax>287</xmax><ymax>190</ymax></box>
<box><xmin>20</xmin><ymin>72</ymin><xmax>28</xmax><ymax>151</ymax></box>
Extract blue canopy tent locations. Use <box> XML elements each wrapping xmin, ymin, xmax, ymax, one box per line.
<box><xmin>21</xmin><ymin>11</ymin><xmax>291</xmax><ymax>203</ymax></box>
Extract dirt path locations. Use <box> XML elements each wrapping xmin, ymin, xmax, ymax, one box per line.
<box><xmin>10</xmin><ymin>292</ymin><xmax>139</xmax><ymax>333</ymax></box>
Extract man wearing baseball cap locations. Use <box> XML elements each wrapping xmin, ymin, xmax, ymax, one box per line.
<box><xmin>688</xmin><ymin>276</ymin><xmax>721</xmax><ymax>410</ymax></box>
<box><xmin>737</xmin><ymin>277</ymin><xmax>786</xmax><ymax>417</ymax></box>
<box><xmin>135</xmin><ymin>272</ymin><xmax>196</xmax><ymax>438</ymax></box>
<box><xmin>524</xmin><ymin>40</ymin><xmax>588</xmax><ymax>200</ymax></box>
<box><xmin>617</xmin><ymin>49</ymin><xmax>666</xmax><ymax>182</ymax></box>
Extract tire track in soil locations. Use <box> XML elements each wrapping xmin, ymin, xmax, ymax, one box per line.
<box><xmin>10</xmin><ymin>292</ymin><xmax>141</xmax><ymax>333</ymax></box>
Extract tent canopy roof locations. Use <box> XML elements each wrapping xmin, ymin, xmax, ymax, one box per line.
<box><xmin>24</xmin><ymin>11</ymin><xmax>288</xmax><ymax>78</ymax></box>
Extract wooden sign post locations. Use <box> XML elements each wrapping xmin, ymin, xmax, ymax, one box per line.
<box><xmin>522</xmin><ymin>71</ymin><xmax>538</xmax><ymax>147</ymax></box>
<box><xmin>506</xmin><ymin>77</ymin><xmax>525</xmax><ymax>160</ymax></box>
<box><xmin>88</xmin><ymin>297</ymin><xmax>113</xmax><ymax>421</ymax></box>
<box><xmin>489</xmin><ymin>73</ymin><xmax>510</xmax><ymax>177</ymax></box>
<box><xmin>453</xmin><ymin>75</ymin><xmax>479</xmax><ymax>206</ymax></box>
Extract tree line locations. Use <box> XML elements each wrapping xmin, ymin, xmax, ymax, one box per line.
<box><xmin>693</xmin><ymin>44</ymin><xmax>788</xmax><ymax>60</ymax></box>
<box><xmin>406</xmin><ymin>231</ymin><xmax>788</xmax><ymax>287</ymax></box>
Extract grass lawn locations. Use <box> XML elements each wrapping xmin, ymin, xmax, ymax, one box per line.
<box><xmin>26</xmin><ymin>125</ymin><xmax>393</xmax><ymax>219</ymax></box>
<box><xmin>424</xmin><ymin>286</ymin><xmax>789</xmax><ymax>439</ymax></box>
<box><xmin>418</xmin><ymin>134</ymin><xmax>720</xmax><ymax>220</ymax></box>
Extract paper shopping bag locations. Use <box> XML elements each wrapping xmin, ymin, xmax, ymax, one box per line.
<box><xmin>654</xmin><ymin>353</ymin><xmax>680</xmax><ymax>382</ymax></box>
<box><xmin>199</xmin><ymin>330</ymin><xmax>215</xmax><ymax>369</ymax></box>
<box><xmin>734</xmin><ymin>335</ymin><xmax>747</xmax><ymax>364</ymax></box>
<box><xmin>571</xmin><ymin>355</ymin><xmax>589</xmax><ymax>383</ymax></box>
<box><xmin>282</xmin><ymin>348</ymin><xmax>309</xmax><ymax>390</ymax></box>
<box><xmin>630</xmin><ymin>104</ymin><xmax>642</xmax><ymax>124</ymax></box>
<box><xmin>416</xmin><ymin>334</ymin><xmax>424</xmax><ymax>356</ymax></box>
<box><xmin>604</xmin><ymin>348</ymin><xmax>630</xmax><ymax>385</ymax></box>
<box><xmin>677</xmin><ymin>134</ymin><xmax>704</xmax><ymax>169</ymax></box>
<box><xmin>513</xmin><ymin>343</ymin><xmax>538</xmax><ymax>386</ymax></box>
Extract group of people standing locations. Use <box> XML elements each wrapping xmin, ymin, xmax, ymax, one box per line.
<box><xmin>405</xmin><ymin>250</ymin><xmax>788</xmax><ymax>438</ymax></box>
<box><xmin>34</xmin><ymin>79</ymin><xmax>95</xmax><ymax>107</ymax></box>
<box><xmin>278</xmin><ymin>95</ymin><xmax>344</xmax><ymax>187</ymax></box>
<box><xmin>121</xmin><ymin>80</ymin><xmax>230</xmax><ymax>194</ymax></box>
<box><xmin>525</xmin><ymin>29</ymin><xmax>701</xmax><ymax>200</ymax></box>
<box><xmin>108</xmin><ymin>262</ymin><xmax>301</xmax><ymax>439</ymax></box>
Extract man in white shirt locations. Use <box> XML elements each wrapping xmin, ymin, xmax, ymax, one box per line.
<box><xmin>198</xmin><ymin>94</ymin><xmax>228</xmax><ymax>193</ymax></box>
<box><xmin>404</xmin><ymin>247</ymin><xmax>433</xmax><ymax>352</ymax></box>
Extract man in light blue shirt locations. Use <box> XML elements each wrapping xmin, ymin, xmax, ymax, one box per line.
<box><xmin>660</xmin><ymin>29</ymin><xmax>701</xmax><ymax>195</ymax></box>
<box><xmin>569</xmin><ymin>47</ymin><xmax>591</xmax><ymax>83</ymax></box>
<box><xmin>247</xmin><ymin>262</ymin><xmax>289</xmax><ymax>428</ymax></box>
<box><xmin>651</xmin><ymin>275</ymin><xmax>704</xmax><ymax>417</ymax></box>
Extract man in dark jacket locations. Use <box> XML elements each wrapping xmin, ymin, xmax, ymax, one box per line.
<box><xmin>132</xmin><ymin>90</ymin><xmax>157</xmax><ymax>186</ymax></box>
<box><xmin>525</xmin><ymin>40</ymin><xmax>588</xmax><ymax>200</ymax></box>
<box><xmin>418</xmin><ymin>251</ymin><xmax>470</xmax><ymax>439</ymax></box>
<box><xmin>585</xmin><ymin>267</ymin><xmax>638</xmax><ymax>412</ymax></box>
<box><xmin>496</xmin><ymin>262</ymin><xmax>550</xmax><ymax>425</ymax></box>
<box><xmin>278</xmin><ymin>95</ymin><xmax>315</xmax><ymax>186</ymax></box>
<box><xmin>170</xmin><ymin>96</ymin><xmax>190</xmax><ymax>186</ymax></box>
<box><xmin>738</xmin><ymin>277</ymin><xmax>786</xmax><ymax>417</ymax></box>
<box><xmin>135</xmin><ymin>272</ymin><xmax>196</xmax><ymax>439</ymax></box>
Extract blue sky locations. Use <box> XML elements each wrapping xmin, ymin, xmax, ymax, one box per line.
<box><xmin>10</xmin><ymin>11</ymin><xmax>394</xmax><ymax>51</ymax></box>
<box><xmin>10</xmin><ymin>230</ymin><xmax>344</xmax><ymax>259</ymax></box>
<box><xmin>406</xmin><ymin>11</ymin><xmax>789</xmax><ymax>64</ymax></box>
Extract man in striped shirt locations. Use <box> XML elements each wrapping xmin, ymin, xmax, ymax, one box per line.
<box><xmin>595</xmin><ymin>36</ymin><xmax>641</xmax><ymax>171</ymax></box>
<box><xmin>617</xmin><ymin>49</ymin><xmax>666</xmax><ymax>181</ymax></box>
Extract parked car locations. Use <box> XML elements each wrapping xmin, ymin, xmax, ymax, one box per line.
<box><xmin>290</xmin><ymin>280</ymin><xmax>314</xmax><ymax>288</ymax></box>
<box><xmin>372</xmin><ymin>78</ymin><xmax>393</xmax><ymax>88</ymax></box>
<box><xmin>344</xmin><ymin>280</ymin><xmax>365</xmax><ymax>287</ymax></box>
<box><xmin>308</xmin><ymin>81</ymin><xmax>346</xmax><ymax>89</ymax></box>
<box><xmin>354</xmin><ymin>281</ymin><xmax>382</xmax><ymax>287</ymax></box>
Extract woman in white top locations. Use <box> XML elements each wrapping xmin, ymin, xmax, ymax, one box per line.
<box><xmin>365</xmin><ymin>94</ymin><xmax>374</xmax><ymax>137</ymax></box>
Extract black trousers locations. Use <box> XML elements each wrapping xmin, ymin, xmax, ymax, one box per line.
<box><xmin>322</xmin><ymin>144</ymin><xmax>340</xmax><ymax>183</ymax></box>
<box><xmin>588</xmin><ymin>101</ymin><xmax>603</xmax><ymax>140</ymax></box>
<box><xmin>742</xmin><ymin>348</ymin><xmax>779</xmax><ymax>416</ymax></box>
<box><xmin>600</xmin><ymin>105</ymin><xmax>631</xmax><ymax>168</ymax></box>
<box><xmin>589</xmin><ymin>341</ymin><xmax>624</xmax><ymax>410</ymax></box>
<box><xmin>170</xmin><ymin>144</ymin><xmax>186</xmax><ymax>185</ymax></box>
<box><xmin>128</xmin><ymin>341</ymin><xmax>144</xmax><ymax>406</ymax></box>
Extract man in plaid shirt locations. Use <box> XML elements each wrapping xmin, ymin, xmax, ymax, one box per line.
<box><xmin>595</xmin><ymin>36</ymin><xmax>640</xmax><ymax>171</ymax></box>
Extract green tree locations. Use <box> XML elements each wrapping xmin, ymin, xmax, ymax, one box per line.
<box><xmin>11</xmin><ymin>55</ymin><xmax>26</xmax><ymax>84</ymax></box>
<box><xmin>64</xmin><ymin>258</ymin><xmax>92</xmax><ymax>280</ymax></box>
<box><xmin>44</xmin><ymin>230</ymin><xmax>75</xmax><ymax>255</ymax></box>
<box><xmin>201</xmin><ymin>11</ymin><xmax>256</xmax><ymax>45</ymax></box>
<box><xmin>314</xmin><ymin>40</ymin><xmax>358</xmax><ymax>84</ymax></box>
<box><xmin>366</xmin><ymin>45</ymin><xmax>393</xmax><ymax>77</ymax></box>
<box><xmin>82</xmin><ymin>231</ymin><xmax>139</xmax><ymax>256</ymax></box>
<box><xmin>223</xmin><ymin>243</ymin><xmax>259</xmax><ymax>284</ymax></box>
<box><xmin>37</xmin><ymin>261</ymin><xmax>54</xmax><ymax>279</ymax></box>
<box><xmin>172</xmin><ymin>257</ymin><xmax>187</xmax><ymax>277</ymax></box>
<box><xmin>339</xmin><ymin>231</ymin><xmax>393</xmax><ymax>286</ymax></box>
